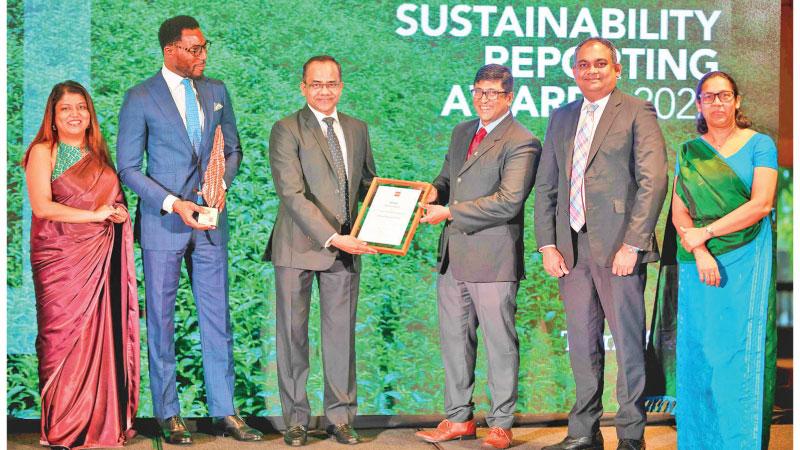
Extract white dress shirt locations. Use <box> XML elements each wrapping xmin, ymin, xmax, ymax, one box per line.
<box><xmin>160</xmin><ymin>65</ymin><xmax>207</xmax><ymax>213</ymax></box>
<box><xmin>308</xmin><ymin>104</ymin><xmax>349</xmax><ymax>178</ymax></box>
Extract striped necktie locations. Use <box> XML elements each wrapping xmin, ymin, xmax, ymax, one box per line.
<box><xmin>322</xmin><ymin>117</ymin><xmax>350</xmax><ymax>226</ymax></box>
<box><xmin>569</xmin><ymin>102</ymin><xmax>599</xmax><ymax>232</ymax></box>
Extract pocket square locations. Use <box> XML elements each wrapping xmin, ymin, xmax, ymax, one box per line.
<box><xmin>214</xmin><ymin>102</ymin><xmax>223</xmax><ymax>111</ymax></box>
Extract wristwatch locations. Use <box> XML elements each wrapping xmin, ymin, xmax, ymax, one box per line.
<box><xmin>705</xmin><ymin>225</ymin><xmax>715</xmax><ymax>237</ymax></box>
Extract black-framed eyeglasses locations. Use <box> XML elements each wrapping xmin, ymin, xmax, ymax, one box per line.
<box><xmin>699</xmin><ymin>90</ymin><xmax>735</xmax><ymax>104</ymax></box>
<box><xmin>304</xmin><ymin>81</ymin><xmax>342</xmax><ymax>91</ymax></box>
<box><xmin>173</xmin><ymin>41</ymin><xmax>210</xmax><ymax>57</ymax></box>
<box><xmin>471</xmin><ymin>88</ymin><xmax>507</xmax><ymax>100</ymax></box>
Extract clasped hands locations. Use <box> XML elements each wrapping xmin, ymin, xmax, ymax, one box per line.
<box><xmin>94</xmin><ymin>203</ymin><xmax>129</xmax><ymax>224</ymax></box>
<box><xmin>679</xmin><ymin>225</ymin><xmax>720</xmax><ymax>287</ymax></box>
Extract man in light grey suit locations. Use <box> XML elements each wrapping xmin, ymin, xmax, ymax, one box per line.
<box><xmin>415</xmin><ymin>64</ymin><xmax>541</xmax><ymax>450</ymax></box>
<box><xmin>535</xmin><ymin>37</ymin><xmax>668</xmax><ymax>450</ymax></box>
<box><xmin>264</xmin><ymin>55</ymin><xmax>377</xmax><ymax>447</ymax></box>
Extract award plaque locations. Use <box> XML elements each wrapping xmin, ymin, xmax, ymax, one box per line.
<box><xmin>197</xmin><ymin>206</ymin><xmax>219</xmax><ymax>227</ymax></box>
<box><xmin>350</xmin><ymin>178</ymin><xmax>432</xmax><ymax>256</ymax></box>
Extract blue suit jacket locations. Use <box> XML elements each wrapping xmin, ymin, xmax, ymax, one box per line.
<box><xmin>117</xmin><ymin>72</ymin><xmax>242</xmax><ymax>250</ymax></box>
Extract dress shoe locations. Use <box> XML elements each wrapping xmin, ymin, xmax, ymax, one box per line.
<box><xmin>482</xmin><ymin>427</ymin><xmax>513</xmax><ymax>448</ymax></box>
<box><xmin>283</xmin><ymin>425</ymin><xmax>308</xmax><ymax>447</ymax></box>
<box><xmin>212</xmin><ymin>414</ymin><xmax>263</xmax><ymax>441</ymax></box>
<box><xmin>157</xmin><ymin>415</ymin><xmax>192</xmax><ymax>445</ymax></box>
<box><xmin>415</xmin><ymin>419</ymin><xmax>477</xmax><ymax>443</ymax></box>
<box><xmin>328</xmin><ymin>423</ymin><xmax>361</xmax><ymax>445</ymax></box>
<box><xmin>617</xmin><ymin>438</ymin><xmax>645</xmax><ymax>450</ymax></box>
<box><xmin>542</xmin><ymin>430</ymin><xmax>603</xmax><ymax>450</ymax></box>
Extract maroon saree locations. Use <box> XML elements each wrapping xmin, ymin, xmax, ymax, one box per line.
<box><xmin>30</xmin><ymin>153</ymin><xmax>140</xmax><ymax>449</ymax></box>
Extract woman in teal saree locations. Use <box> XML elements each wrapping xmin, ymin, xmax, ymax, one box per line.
<box><xmin>672</xmin><ymin>71</ymin><xmax>778</xmax><ymax>449</ymax></box>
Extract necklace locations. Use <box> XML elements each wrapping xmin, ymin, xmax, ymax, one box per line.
<box><xmin>706</xmin><ymin>127</ymin><xmax>737</xmax><ymax>150</ymax></box>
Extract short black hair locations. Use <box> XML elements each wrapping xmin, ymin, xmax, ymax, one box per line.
<box><xmin>302</xmin><ymin>55</ymin><xmax>342</xmax><ymax>82</ymax></box>
<box><xmin>474</xmin><ymin>64</ymin><xmax>513</xmax><ymax>93</ymax></box>
<box><xmin>159</xmin><ymin>15</ymin><xmax>200</xmax><ymax>50</ymax></box>
<box><xmin>572</xmin><ymin>36</ymin><xmax>619</xmax><ymax>66</ymax></box>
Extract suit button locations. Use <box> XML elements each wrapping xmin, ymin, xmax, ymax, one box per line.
<box><xmin>335</xmin><ymin>189</ymin><xmax>340</xmax><ymax>194</ymax></box>
<box><xmin>453</xmin><ymin>200</ymin><xmax>459</xmax><ymax>205</ymax></box>
<box><xmin>457</xmin><ymin>177</ymin><xmax>461</xmax><ymax>183</ymax></box>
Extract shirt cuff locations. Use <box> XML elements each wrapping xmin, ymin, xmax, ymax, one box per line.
<box><xmin>162</xmin><ymin>194</ymin><xmax>179</xmax><ymax>213</ymax></box>
<box><xmin>538</xmin><ymin>244</ymin><xmax>556</xmax><ymax>252</ymax></box>
<box><xmin>222</xmin><ymin>179</ymin><xmax>227</xmax><ymax>190</ymax></box>
<box><xmin>324</xmin><ymin>233</ymin><xmax>339</xmax><ymax>248</ymax></box>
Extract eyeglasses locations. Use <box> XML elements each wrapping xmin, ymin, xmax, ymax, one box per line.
<box><xmin>471</xmin><ymin>88</ymin><xmax>507</xmax><ymax>100</ymax></box>
<box><xmin>699</xmin><ymin>90</ymin><xmax>735</xmax><ymax>104</ymax></box>
<box><xmin>173</xmin><ymin>41</ymin><xmax>210</xmax><ymax>57</ymax></box>
<box><xmin>574</xmin><ymin>60</ymin><xmax>611</xmax><ymax>71</ymax></box>
<box><xmin>305</xmin><ymin>82</ymin><xmax>342</xmax><ymax>91</ymax></box>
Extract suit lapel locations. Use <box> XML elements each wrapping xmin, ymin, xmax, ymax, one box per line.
<box><xmin>460</xmin><ymin>115</ymin><xmax>514</xmax><ymax>175</ymax></box>
<box><xmin>340</xmin><ymin>115</ymin><xmax>358</xmax><ymax>200</ymax></box>
<box><xmin>196</xmin><ymin>77</ymin><xmax>215</xmax><ymax>156</ymax></box>
<box><xmin>586</xmin><ymin>88</ymin><xmax>622</xmax><ymax>167</ymax></box>
<box><xmin>147</xmin><ymin>73</ymin><xmax>194</xmax><ymax>152</ymax></box>
<box><xmin>452</xmin><ymin>120</ymin><xmax>478</xmax><ymax>175</ymax></box>
<box><xmin>301</xmin><ymin>105</ymin><xmax>336</xmax><ymax>173</ymax></box>
<box><xmin>563</xmin><ymin>100</ymin><xmax>582</xmax><ymax>179</ymax></box>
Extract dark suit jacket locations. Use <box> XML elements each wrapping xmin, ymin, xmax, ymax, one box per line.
<box><xmin>534</xmin><ymin>88</ymin><xmax>668</xmax><ymax>269</ymax></box>
<box><xmin>264</xmin><ymin>105</ymin><xmax>377</xmax><ymax>271</ymax></box>
<box><xmin>117</xmin><ymin>72</ymin><xmax>242</xmax><ymax>250</ymax></box>
<box><xmin>433</xmin><ymin>114</ymin><xmax>541</xmax><ymax>282</ymax></box>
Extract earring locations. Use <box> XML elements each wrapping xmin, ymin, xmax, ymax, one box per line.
<box><xmin>51</xmin><ymin>124</ymin><xmax>56</xmax><ymax>131</ymax></box>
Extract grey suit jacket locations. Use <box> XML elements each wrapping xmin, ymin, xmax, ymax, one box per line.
<box><xmin>534</xmin><ymin>88</ymin><xmax>668</xmax><ymax>269</ymax></box>
<box><xmin>263</xmin><ymin>105</ymin><xmax>377</xmax><ymax>271</ymax></box>
<box><xmin>433</xmin><ymin>114</ymin><xmax>541</xmax><ymax>283</ymax></box>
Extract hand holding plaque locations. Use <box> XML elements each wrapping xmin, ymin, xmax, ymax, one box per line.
<box><xmin>350</xmin><ymin>178</ymin><xmax>432</xmax><ymax>256</ymax></box>
<box><xmin>199</xmin><ymin>125</ymin><xmax>226</xmax><ymax>226</ymax></box>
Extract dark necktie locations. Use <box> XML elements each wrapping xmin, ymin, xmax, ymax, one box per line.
<box><xmin>466</xmin><ymin>127</ymin><xmax>487</xmax><ymax>160</ymax></box>
<box><xmin>322</xmin><ymin>117</ymin><xmax>350</xmax><ymax>226</ymax></box>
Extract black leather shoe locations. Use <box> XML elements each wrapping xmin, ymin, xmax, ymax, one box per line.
<box><xmin>284</xmin><ymin>425</ymin><xmax>308</xmax><ymax>447</ymax></box>
<box><xmin>617</xmin><ymin>438</ymin><xmax>645</xmax><ymax>450</ymax></box>
<box><xmin>542</xmin><ymin>430</ymin><xmax>603</xmax><ymax>450</ymax></box>
<box><xmin>328</xmin><ymin>423</ymin><xmax>361</xmax><ymax>445</ymax></box>
<box><xmin>157</xmin><ymin>415</ymin><xmax>193</xmax><ymax>445</ymax></box>
<box><xmin>212</xmin><ymin>414</ymin><xmax>263</xmax><ymax>441</ymax></box>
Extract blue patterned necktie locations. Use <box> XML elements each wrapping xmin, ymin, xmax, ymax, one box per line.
<box><xmin>322</xmin><ymin>117</ymin><xmax>350</xmax><ymax>226</ymax></box>
<box><xmin>182</xmin><ymin>78</ymin><xmax>201</xmax><ymax>153</ymax></box>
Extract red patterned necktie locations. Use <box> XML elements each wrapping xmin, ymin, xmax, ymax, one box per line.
<box><xmin>466</xmin><ymin>127</ymin><xmax>487</xmax><ymax>160</ymax></box>
<box><xmin>202</xmin><ymin>125</ymin><xmax>225</xmax><ymax>208</ymax></box>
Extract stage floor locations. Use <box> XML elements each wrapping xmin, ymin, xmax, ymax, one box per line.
<box><xmin>7</xmin><ymin>423</ymin><xmax>793</xmax><ymax>449</ymax></box>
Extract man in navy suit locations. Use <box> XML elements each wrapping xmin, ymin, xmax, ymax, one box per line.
<box><xmin>117</xmin><ymin>15</ymin><xmax>261</xmax><ymax>444</ymax></box>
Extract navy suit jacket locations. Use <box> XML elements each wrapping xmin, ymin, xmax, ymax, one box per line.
<box><xmin>117</xmin><ymin>72</ymin><xmax>242</xmax><ymax>250</ymax></box>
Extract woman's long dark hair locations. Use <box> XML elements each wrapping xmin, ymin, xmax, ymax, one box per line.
<box><xmin>22</xmin><ymin>80</ymin><xmax>112</xmax><ymax>168</ymax></box>
<box><xmin>695</xmin><ymin>70</ymin><xmax>752</xmax><ymax>134</ymax></box>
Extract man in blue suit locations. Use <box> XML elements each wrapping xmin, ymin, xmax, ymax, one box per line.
<box><xmin>117</xmin><ymin>15</ymin><xmax>261</xmax><ymax>444</ymax></box>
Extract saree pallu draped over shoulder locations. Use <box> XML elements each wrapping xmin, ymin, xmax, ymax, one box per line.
<box><xmin>674</xmin><ymin>137</ymin><xmax>776</xmax><ymax>449</ymax></box>
<box><xmin>31</xmin><ymin>154</ymin><xmax>140</xmax><ymax>449</ymax></box>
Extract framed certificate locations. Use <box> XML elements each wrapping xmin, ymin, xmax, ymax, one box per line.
<box><xmin>350</xmin><ymin>177</ymin><xmax>433</xmax><ymax>256</ymax></box>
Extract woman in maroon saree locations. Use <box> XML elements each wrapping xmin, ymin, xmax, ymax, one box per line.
<box><xmin>23</xmin><ymin>81</ymin><xmax>140</xmax><ymax>449</ymax></box>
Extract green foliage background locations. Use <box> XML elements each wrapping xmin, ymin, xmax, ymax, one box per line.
<box><xmin>7</xmin><ymin>0</ymin><xmax>788</xmax><ymax>419</ymax></box>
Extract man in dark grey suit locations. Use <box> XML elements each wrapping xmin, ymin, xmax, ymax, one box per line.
<box><xmin>535</xmin><ymin>38</ymin><xmax>668</xmax><ymax>450</ymax></box>
<box><xmin>264</xmin><ymin>55</ymin><xmax>377</xmax><ymax>447</ymax></box>
<box><xmin>415</xmin><ymin>65</ymin><xmax>541</xmax><ymax>450</ymax></box>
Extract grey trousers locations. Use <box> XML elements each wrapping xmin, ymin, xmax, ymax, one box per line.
<box><xmin>274</xmin><ymin>259</ymin><xmax>359</xmax><ymax>427</ymax></box>
<box><xmin>437</xmin><ymin>268</ymin><xmax>520</xmax><ymax>429</ymax></box>
<box><xmin>559</xmin><ymin>231</ymin><xmax>647</xmax><ymax>440</ymax></box>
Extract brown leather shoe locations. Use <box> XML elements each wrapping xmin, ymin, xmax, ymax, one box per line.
<box><xmin>415</xmin><ymin>419</ymin><xmax>477</xmax><ymax>443</ymax></box>
<box><xmin>482</xmin><ymin>427</ymin><xmax>513</xmax><ymax>449</ymax></box>
<box><xmin>212</xmin><ymin>414</ymin><xmax>263</xmax><ymax>441</ymax></box>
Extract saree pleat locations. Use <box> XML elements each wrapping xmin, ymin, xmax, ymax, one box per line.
<box><xmin>31</xmin><ymin>154</ymin><xmax>139</xmax><ymax>449</ymax></box>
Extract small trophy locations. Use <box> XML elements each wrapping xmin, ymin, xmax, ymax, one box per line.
<box><xmin>198</xmin><ymin>125</ymin><xmax>225</xmax><ymax>227</ymax></box>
